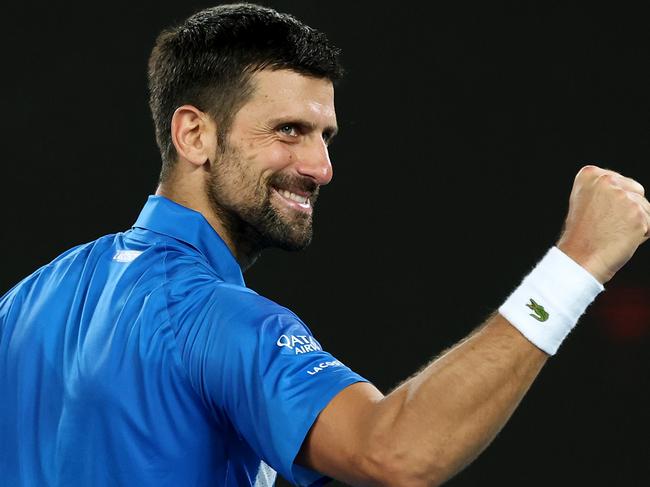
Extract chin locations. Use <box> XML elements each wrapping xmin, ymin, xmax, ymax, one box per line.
<box><xmin>267</xmin><ymin>219</ymin><xmax>313</xmax><ymax>251</ymax></box>
<box><xmin>252</xmin><ymin>199</ymin><xmax>315</xmax><ymax>251</ymax></box>
<box><xmin>275</xmin><ymin>235</ymin><xmax>312</xmax><ymax>252</ymax></box>
<box><xmin>267</xmin><ymin>222</ymin><xmax>313</xmax><ymax>251</ymax></box>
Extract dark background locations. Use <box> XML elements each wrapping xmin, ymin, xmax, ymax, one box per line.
<box><xmin>2</xmin><ymin>1</ymin><xmax>649</xmax><ymax>485</ymax></box>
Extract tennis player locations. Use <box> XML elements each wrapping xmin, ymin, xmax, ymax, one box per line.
<box><xmin>1</xmin><ymin>4</ymin><xmax>648</xmax><ymax>486</ymax></box>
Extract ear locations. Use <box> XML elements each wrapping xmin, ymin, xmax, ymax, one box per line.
<box><xmin>170</xmin><ymin>105</ymin><xmax>217</xmax><ymax>167</ymax></box>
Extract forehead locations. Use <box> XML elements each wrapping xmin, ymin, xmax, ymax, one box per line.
<box><xmin>237</xmin><ymin>68</ymin><xmax>337</xmax><ymax>125</ymax></box>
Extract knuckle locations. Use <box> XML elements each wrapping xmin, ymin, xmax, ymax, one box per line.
<box><xmin>596</xmin><ymin>173</ymin><xmax>616</xmax><ymax>187</ymax></box>
<box><xmin>610</xmin><ymin>185</ymin><xmax>626</xmax><ymax>199</ymax></box>
<box><xmin>622</xmin><ymin>192</ymin><xmax>641</xmax><ymax>210</ymax></box>
<box><xmin>577</xmin><ymin>165</ymin><xmax>598</xmax><ymax>182</ymax></box>
<box><xmin>626</xmin><ymin>192</ymin><xmax>646</xmax><ymax>209</ymax></box>
<box><xmin>629</xmin><ymin>206</ymin><xmax>646</xmax><ymax>227</ymax></box>
<box><xmin>630</xmin><ymin>178</ymin><xmax>645</xmax><ymax>195</ymax></box>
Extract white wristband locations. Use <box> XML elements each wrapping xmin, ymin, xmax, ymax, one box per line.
<box><xmin>498</xmin><ymin>247</ymin><xmax>604</xmax><ymax>355</ymax></box>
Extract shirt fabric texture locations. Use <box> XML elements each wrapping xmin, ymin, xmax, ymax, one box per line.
<box><xmin>0</xmin><ymin>195</ymin><xmax>368</xmax><ymax>486</ymax></box>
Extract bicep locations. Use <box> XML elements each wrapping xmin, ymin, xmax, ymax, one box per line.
<box><xmin>296</xmin><ymin>381</ymin><xmax>387</xmax><ymax>486</ymax></box>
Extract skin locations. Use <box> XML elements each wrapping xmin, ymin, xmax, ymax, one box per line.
<box><xmin>157</xmin><ymin>68</ymin><xmax>337</xmax><ymax>270</ymax></box>
<box><xmin>158</xmin><ymin>68</ymin><xmax>650</xmax><ymax>486</ymax></box>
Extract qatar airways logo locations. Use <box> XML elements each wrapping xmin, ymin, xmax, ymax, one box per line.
<box><xmin>276</xmin><ymin>334</ymin><xmax>323</xmax><ymax>355</ymax></box>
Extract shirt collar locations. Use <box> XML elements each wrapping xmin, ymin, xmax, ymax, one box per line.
<box><xmin>132</xmin><ymin>195</ymin><xmax>245</xmax><ymax>286</ymax></box>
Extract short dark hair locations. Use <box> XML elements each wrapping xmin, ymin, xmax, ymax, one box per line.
<box><xmin>147</xmin><ymin>3</ymin><xmax>344</xmax><ymax>183</ymax></box>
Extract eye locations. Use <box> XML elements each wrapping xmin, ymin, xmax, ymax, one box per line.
<box><xmin>279</xmin><ymin>124</ymin><xmax>299</xmax><ymax>137</ymax></box>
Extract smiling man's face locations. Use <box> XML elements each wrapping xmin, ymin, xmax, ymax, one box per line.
<box><xmin>205</xmin><ymin>68</ymin><xmax>338</xmax><ymax>252</ymax></box>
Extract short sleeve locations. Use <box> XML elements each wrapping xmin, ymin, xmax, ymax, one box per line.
<box><xmin>198</xmin><ymin>291</ymin><xmax>368</xmax><ymax>486</ymax></box>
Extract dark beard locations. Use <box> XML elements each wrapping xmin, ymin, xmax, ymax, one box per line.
<box><xmin>248</xmin><ymin>191</ymin><xmax>314</xmax><ymax>251</ymax></box>
<box><xmin>205</xmin><ymin>147</ymin><xmax>318</xmax><ymax>257</ymax></box>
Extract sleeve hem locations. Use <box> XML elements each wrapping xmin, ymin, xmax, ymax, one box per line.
<box><xmin>284</xmin><ymin>375</ymin><xmax>370</xmax><ymax>486</ymax></box>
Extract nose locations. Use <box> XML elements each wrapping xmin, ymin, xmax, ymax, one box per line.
<box><xmin>295</xmin><ymin>136</ymin><xmax>333</xmax><ymax>186</ymax></box>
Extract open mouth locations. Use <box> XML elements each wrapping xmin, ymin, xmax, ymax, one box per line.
<box><xmin>271</xmin><ymin>187</ymin><xmax>313</xmax><ymax>213</ymax></box>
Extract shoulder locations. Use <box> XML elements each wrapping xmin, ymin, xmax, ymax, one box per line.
<box><xmin>201</xmin><ymin>282</ymin><xmax>307</xmax><ymax>335</ymax></box>
<box><xmin>172</xmin><ymin>279</ymin><xmax>316</xmax><ymax>364</ymax></box>
<box><xmin>0</xmin><ymin>234</ymin><xmax>117</xmax><ymax>303</ymax></box>
<box><xmin>165</xmin><ymin>265</ymin><xmax>310</xmax><ymax>351</ymax></box>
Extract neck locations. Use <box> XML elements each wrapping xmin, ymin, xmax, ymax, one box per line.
<box><xmin>155</xmin><ymin>183</ymin><xmax>261</xmax><ymax>272</ymax></box>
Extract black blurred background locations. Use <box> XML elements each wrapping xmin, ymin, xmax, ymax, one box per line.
<box><xmin>2</xmin><ymin>1</ymin><xmax>648</xmax><ymax>485</ymax></box>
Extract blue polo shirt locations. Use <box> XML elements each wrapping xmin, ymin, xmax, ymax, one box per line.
<box><xmin>0</xmin><ymin>195</ymin><xmax>368</xmax><ymax>486</ymax></box>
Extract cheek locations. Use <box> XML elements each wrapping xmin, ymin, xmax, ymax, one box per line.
<box><xmin>258</xmin><ymin>143</ymin><xmax>294</xmax><ymax>174</ymax></box>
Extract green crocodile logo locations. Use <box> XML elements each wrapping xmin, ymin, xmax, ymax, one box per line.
<box><xmin>526</xmin><ymin>298</ymin><xmax>549</xmax><ymax>322</ymax></box>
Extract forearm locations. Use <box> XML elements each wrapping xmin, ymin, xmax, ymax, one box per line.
<box><xmin>365</xmin><ymin>313</ymin><xmax>547</xmax><ymax>485</ymax></box>
<box><xmin>298</xmin><ymin>167</ymin><xmax>648</xmax><ymax>486</ymax></box>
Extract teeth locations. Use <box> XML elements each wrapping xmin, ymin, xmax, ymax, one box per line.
<box><xmin>279</xmin><ymin>189</ymin><xmax>309</xmax><ymax>205</ymax></box>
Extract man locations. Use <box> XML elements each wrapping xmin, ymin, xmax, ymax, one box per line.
<box><xmin>0</xmin><ymin>3</ymin><xmax>648</xmax><ymax>486</ymax></box>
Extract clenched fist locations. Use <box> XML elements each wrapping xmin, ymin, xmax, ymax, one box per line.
<box><xmin>557</xmin><ymin>165</ymin><xmax>650</xmax><ymax>284</ymax></box>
